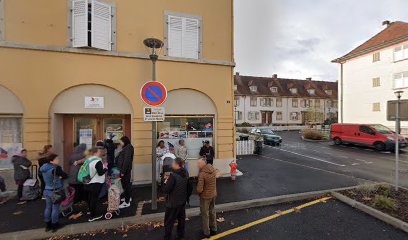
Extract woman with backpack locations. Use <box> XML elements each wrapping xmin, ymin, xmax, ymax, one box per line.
<box><xmin>40</xmin><ymin>153</ymin><xmax>68</xmax><ymax>232</ymax></box>
<box><xmin>82</xmin><ymin>147</ymin><xmax>107</xmax><ymax>222</ymax></box>
<box><xmin>12</xmin><ymin>148</ymin><xmax>32</xmax><ymax>201</ymax></box>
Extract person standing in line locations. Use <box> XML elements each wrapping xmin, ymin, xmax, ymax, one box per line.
<box><xmin>197</xmin><ymin>158</ymin><xmax>217</xmax><ymax>238</ymax></box>
<box><xmin>68</xmin><ymin>143</ymin><xmax>87</xmax><ymax>203</ymax></box>
<box><xmin>162</xmin><ymin>158</ymin><xmax>191</xmax><ymax>240</ymax></box>
<box><xmin>12</xmin><ymin>148</ymin><xmax>32</xmax><ymax>201</ymax></box>
<box><xmin>40</xmin><ymin>153</ymin><xmax>68</xmax><ymax>232</ymax></box>
<box><xmin>156</xmin><ymin>140</ymin><xmax>169</xmax><ymax>181</ymax></box>
<box><xmin>175</xmin><ymin>139</ymin><xmax>189</xmax><ymax>173</ymax></box>
<box><xmin>116</xmin><ymin>136</ymin><xmax>134</xmax><ymax>209</ymax></box>
<box><xmin>83</xmin><ymin>147</ymin><xmax>107</xmax><ymax>222</ymax></box>
<box><xmin>199</xmin><ymin>140</ymin><xmax>215</xmax><ymax>165</ymax></box>
<box><xmin>38</xmin><ymin>145</ymin><xmax>53</xmax><ymax>199</ymax></box>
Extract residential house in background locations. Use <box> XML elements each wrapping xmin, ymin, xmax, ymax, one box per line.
<box><xmin>333</xmin><ymin>21</ymin><xmax>408</xmax><ymax>134</ymax></box>
<box><xmin>234</xmin><ymin>73</ymin><xmax>338</xmax><ymax>126</ymax></box>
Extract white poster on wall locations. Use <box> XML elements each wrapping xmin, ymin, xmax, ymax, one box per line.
<box><xmin>79</xmin><ymin>129</ymin><xmax>93</xmax><ymax>149</ymax></box>
<box><xmin>84</xmin><ymin>97</ymin><xmax>105</xmax><ymax>109</ymax></box>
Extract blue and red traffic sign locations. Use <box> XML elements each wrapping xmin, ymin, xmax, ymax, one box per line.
<box><xmin>140</xmin><ymin>81</ymin><xmax>167</xmax><ymax>106</ymax></box>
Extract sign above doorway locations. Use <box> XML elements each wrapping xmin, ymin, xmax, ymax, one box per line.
<box><xmin>84</xmin><ymin>96</ymin><xmax>105</xmax><ymax>109</ymax></box>
<box><xmin>140</xmin><ymin>81</ymin><xmax>167</xmax><ymax>106</ymax></box>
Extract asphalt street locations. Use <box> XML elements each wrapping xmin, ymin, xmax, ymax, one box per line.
<box><xmin>58</xmin><ymin>199</ymin><xmax>408</xmax><ymax>240</ymax></box>
<box><xmin>264</xmin><ymin>131</ymin><xmax>408</xmax><ymax>188</ymax></box>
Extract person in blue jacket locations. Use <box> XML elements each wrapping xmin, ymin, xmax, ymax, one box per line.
<box><xmin>40</xmin><ymin>153</ymin><xmax>68</xmax><ymax>232</ymax></box>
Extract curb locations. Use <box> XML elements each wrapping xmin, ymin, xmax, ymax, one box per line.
<box><xmin>301</xmin><ymin>136</ymin><xmax>330</xmax><ymax>142</ymax></box>
<box><xmin>332</xmin><ymin>192</ymin><xmax>408</xmax><ymax>233</ymax></box>
<box><xmin>0</xmin><ymin>185</ymin><xmax>360</xmax><ymax>240</ymax></box>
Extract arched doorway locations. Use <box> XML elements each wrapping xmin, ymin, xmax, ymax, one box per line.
<box><xmin>0</xmin><ymin>85</ymin><xmax>24</xmax><ymax>169</ymax></box>
<box><xmin>49</xmin><ymin>85</ymin><xmax>133</xmax><ymax>170</ymax></box>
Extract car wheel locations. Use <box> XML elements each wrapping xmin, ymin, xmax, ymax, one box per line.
<box><xmin>374</xmin><ymin>142</ymin><xmax>386</xmax><ymax>151</ymax></box>
<box><xmin>333</xmin><ymin>137</ymin><xmax>342</xmax><ymax>145</ymax></box>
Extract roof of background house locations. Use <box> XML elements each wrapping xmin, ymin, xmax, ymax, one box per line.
<box><xmin>333</xmin><ymin>21</ymin><xmax>408</xmax><ymax>63</ymax></box>
<box><xmin>234</xmin><ymin>74</ymin><xmax>338</xmax><ymax>99</ymax></box>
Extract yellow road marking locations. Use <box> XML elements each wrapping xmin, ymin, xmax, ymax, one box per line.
<box><xmin>206</xmin><ymin>196</ymin><xmax>332</xmax><ymax>240</ymax></box>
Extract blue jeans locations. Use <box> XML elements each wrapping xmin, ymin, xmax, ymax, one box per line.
<box><xmin>44</xmin><ymin>190</ymin><xmax>60</xmax><ymax>224</ymax></box>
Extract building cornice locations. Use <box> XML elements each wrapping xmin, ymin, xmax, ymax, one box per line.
<box><xmin>0</xmin><ymin>41</ymin><xmax>236</xmax><ymax>67</ymax></box>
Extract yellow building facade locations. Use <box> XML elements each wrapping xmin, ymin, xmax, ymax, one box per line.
<box><xmin>0</xmin><ymin>0</ymin><xmax>235</xmax><ymax>183</ymax></box>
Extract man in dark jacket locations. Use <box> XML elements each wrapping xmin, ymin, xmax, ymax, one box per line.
<box><xmin>12</xmin><ymin>148</ymin><xmax>32</xmax><ymax>200</ymax></box>
<box><xmin>162</xmin><ymin>157</ymin><xmax>190</xmax><ymax>240</ymax></box>
<box><xmin>199</xmin><ymin>140</ymin><xmax>215</xmax><ymax>165</ymax></box>
<box><xmin>116</xmin><ymin>136</ymin><xmax>134</xmax><ymax>208</ymax></box>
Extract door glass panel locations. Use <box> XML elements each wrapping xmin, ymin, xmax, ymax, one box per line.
<box><xmin>75</xmin><ymin>118</ymin><xmax>97</xmax><ymax>149</ymax></box>
<box><xmin>104</xmin><ymin>118</ymin><xmax>124</xmax><ymax>143</ymax></box>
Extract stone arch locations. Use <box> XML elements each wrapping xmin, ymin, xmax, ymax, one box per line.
<box><xmin>162</xmin><ymin>88</ymin><xmax>217</xmax><ymax>115</ymax></box>
<box><xmin>0</xmin><ymin>85</ymin><xmax>24</xmax><ymax>114</ymax></box>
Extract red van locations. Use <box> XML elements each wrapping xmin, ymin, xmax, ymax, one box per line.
<box><xmin>331</xmin><ymin>123</ymin><xmax>407</xmax><ymax>151</ymax></box>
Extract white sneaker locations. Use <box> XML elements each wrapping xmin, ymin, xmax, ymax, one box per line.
<box><xmin>119</xmin><ymin>202</ymin><xmax>131</xmax><ymax>209</ymax></box>
<box><xmin>88</xmin><ymin>215</ymin><xmax>103</xmax><ymax>222</ymax></box>
<box><xmin>121</xmin><ymin>197</ymin><xmax>132</xmax><ymax>203</ymax></box>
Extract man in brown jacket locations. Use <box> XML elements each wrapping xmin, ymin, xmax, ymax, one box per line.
<box><xmin>197</xmin><ymin>158</ymin><xmax>217</xmax><ymax>238</ymax></box>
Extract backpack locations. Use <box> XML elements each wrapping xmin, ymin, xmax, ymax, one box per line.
<box><xmin>77</xmin><ymin>157</ymin><xmax>98</xmax><ymax>184</ymax></box>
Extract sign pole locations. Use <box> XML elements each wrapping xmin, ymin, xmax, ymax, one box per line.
<box><xmin>395</xmin><ymin>95</ymin><xmax>400</xmax><ymax>191</ymax></box>
<box><xmin>151</xmin><ymin>54</ymin><xmax>158</xmax><ymax>210</ymax></box>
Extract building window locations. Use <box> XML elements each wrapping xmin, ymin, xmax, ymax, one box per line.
<box><xmin>372</xmin><ymin>77</ymin><xmax>381</xmax><ymax>87</ymax></box>
<box><xmin>249</xmin><ymin>86</ymin><xmax>257</xmax><ymax>92</ymax></box>
<box><xmin>0</xmin><ymin>117</ymin><xmax>22</xmax><ymax>169</ymax></box>
<box><xmin>372</xmin><ymin>52</ymin><xmax>380</xmax><ymax>62</ymax></box>
<box><xmin>234</xmin><ymin>84</ymin><xmax>237</xmax><ymax>91</ymax></box>
<box><xmin>70</xmin><ymin>0</ymin><xmax>116</xmax><ymax>51</ymax></box>
<box><xmin>325</xmin><ymin>90</ymin><xmax>332</xmax><ymax>95</ymax></box>
<box><xmin>301</xmin><ymin>99</ymin><xmax>307</xmax><ymax>108</ymax></box>
<box><xmin>234</xmin><ymin>97</ymin><xmax>239</xmax><ymax>107</ymax></box>
<box><xmin>290</xmin><ymin>88</ymin><xmax>298</xmax><ymax>94</ymax></box>
<box><xmin>315</xmin><ymin>99</ymin><xmax>321</xmax><ymax>108</ymax></box>
<box><xmin>157</xmin><ymin>116</ymin><xmax>213</xmax><ymax>159</ymax></box>
<box><xmin>250</xmin><ymin>97</ymin><xmax>257</xmax><ymax>107</ymax></box>
<box><xmin>307</xmin><ymin>89</ymin><xmax>315</xmax><ymax>95</ymax></box>
<box><xmin>292</xmin><ymin>99</ymin><xmax>298</xmax><ymax>108</ymax></box>
<box><xmin>248</xmin><ymin>111</ymin><xmax>260</xmax><ymax>121</ymax></box>
<box><xmin>290</xmin><ymin>112</ymin><xmax>299</xmax><ymax>121</ymax></box>
<box><xmin>235</xmin><ymin>111</ymin><xmax>242</xmax><ymax>121</ymax></box>
<box><xmin>270</xmin><ymin>87</ymin><xmax>278</xmax><ymax>93</ymax></box>
<box><xmin>393</xmin><ymin>72</ymin><xmax>408</xmax><ymax>89</ymax></box>
<box><xmin>372</xmin><ymin>102</ymin><xmax>381</xmax><ymax>112</ymax></box>
<box><xmin>260</xmin><ymin>98</ymin><xmax>272</xmax><ymax>107</ymax></box>
<box><xmin>394</xmin><ymin>44</ymin><xmax>408</xmax><ymax>62</ymax></box>
<box><xmin>166</xmin><ymin>12</ymin><xmax>201</xmax><ymax>59</ymax></box>
<box><xmin>276</xmin><ymin>98</ymin><xmax>282</xmax><ymax>107</ymax></box>
<box><xmin>276</xmin><ymin>112</ymin><xmax>283</xmax><ymax>120</ymax></box>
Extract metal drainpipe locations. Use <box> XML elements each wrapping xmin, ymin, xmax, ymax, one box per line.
<box><xmin>340</xmin><ymin>62</ymin><xmax>344</xmax><ymax>123</ymax></box>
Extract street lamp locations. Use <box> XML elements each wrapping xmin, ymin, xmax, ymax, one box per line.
<box><xmin>394</xmin><ymin>90</ymin><xmax>403</xmax><ymax>191</ymax></box>
<box><xmin>143</xmin><ymin>37</ymin><xmax>164</xmax><ymax>210</ymax></box>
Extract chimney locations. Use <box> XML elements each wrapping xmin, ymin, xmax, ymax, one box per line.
<box><xmin>235</xmin><ymin>72</ymin><xmax>240</xmax><ymax>76</ymax></box>
<box><xmin>306</xmin><ymin>77</ymin><xmax>312</xmax><ymax>81</ymax></box>
<box><xmin>272</xmin><ymin>74</ymin><xmax>278</xmax><ymax>79</ymax></box>
<box><xmin>382</xmin><ymin>20</ymin><xmax>391</xmax><ymax>27</ymax></box>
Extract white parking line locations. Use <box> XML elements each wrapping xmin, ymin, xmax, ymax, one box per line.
<box><xmin>351</xmin><ymin>163</ymin><xmax>360</xmax><ymax>166</ymax></box>
<box><xmin>271</xmin><ymin>147</ymin><xmax>346</xmax><ymax>167</ymax></box>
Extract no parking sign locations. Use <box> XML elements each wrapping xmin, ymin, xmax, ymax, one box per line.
<box><xmin>140</xmin><ymin>81</ymin><xmax>167</xmax><ymax>106</ymax></box>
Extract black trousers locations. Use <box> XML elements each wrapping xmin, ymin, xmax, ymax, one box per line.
<box><xmin>121</xmin><ymin>173</ymin><xmax>132</xmax><ymax>203</ymax></box>
<box><xmin>84</xmin><ymin>183</ymin><xmax>103</xmax><ymax>218</ymax></box>
<box><xmin>17</xmin><ymin>184</ymin><xmax>24</xmax><ymax>199</ymax></box>
<box><xmin>164</xmin><ymin>205</ymin><xmax>186</xmax><ymax>240</ymax></box>
<box><xmin>39</xmin><ymin>174</ymin><xmax>45</xmax><ymax>196</ymax></box>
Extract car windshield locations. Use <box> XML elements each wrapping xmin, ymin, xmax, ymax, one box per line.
<box><xmin>370</xmin><ymin>124</ymin><xmax>393</xmax><ymax>134</ymax></box>
<box><xmin>260</xmin><ymin>129</ymin><xmax>274</xmax><ymax>134</ymax></box>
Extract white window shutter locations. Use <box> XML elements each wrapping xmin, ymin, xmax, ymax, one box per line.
<box><xmin>182</xmin><ymin>18</ymin><xmax>199</xmax><ymax>59</ymax></box>
<box><xmin>72</xmin><ymin>0</ymin><xmax>88</xmax><ymax>48</ymax></box>
<box><xmin>168</xmin><ymin>15</ymin><xmax>183</xmax><ymax>58</ymax></box>
<box><xmin>91</xmin><ymin>0</ymin><xmax>112</xmax><ymax>51</ymax></box>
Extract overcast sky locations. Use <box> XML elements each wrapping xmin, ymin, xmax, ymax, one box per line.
<box><xmin>234</xmin><ymin>0</ymin><xmax>408</xmax><ymax>81</ymax></box>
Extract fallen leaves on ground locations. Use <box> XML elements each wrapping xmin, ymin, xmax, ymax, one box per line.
<box><xmin>17</xmin><ymin>201</ymin><xmax>26</xmax><ymax>205</ymax></box>
<box><xmin>68</xmin><ymin>212</ymin><xmax>83</xmax><ymax>220</ymax></box>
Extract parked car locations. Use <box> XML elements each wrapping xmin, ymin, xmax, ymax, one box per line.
<box><xmin>331</xmin><ymin>123</ymin><xmax>407</xmax><ymax>151</ymax></box>
<box><xmin>251</xmin><ymin>128</ymin><xmax>282</xmax><ymax>146</ymax></box>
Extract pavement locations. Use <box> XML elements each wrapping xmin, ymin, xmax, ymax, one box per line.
<box><xmin>1</xmin><ymin>131</ymin><xmax>407</xmax><ymax>238</ymax></box>
<box><xmin>47</xmin><ymin>198</ymin><xmax>408</xmax><ymax>240</ymax></box>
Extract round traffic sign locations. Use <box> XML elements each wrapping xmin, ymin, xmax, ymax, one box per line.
<box><xmin>140</xmin><ymin>81</ymin><xmax>167</xmax><ymax>106</ymax></box>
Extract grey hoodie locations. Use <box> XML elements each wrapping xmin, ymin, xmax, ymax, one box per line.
<box><xmin>68</xmin><ymin>144</ymin><xmax>87</xmax><ymax>185</ymax></box>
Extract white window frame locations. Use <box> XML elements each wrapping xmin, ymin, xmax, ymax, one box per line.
<box><xmin>234</xmin><ymin>85</ymin><xmax>238</xmax><ymax>91</ymax></box>
<box><xmin>236</xmin><ymin>111</ymin><xmax>243</xmax><ymax>121</ymax></box>
<box><xmin>260</xmin><ymin>98</ymin><xmax>272</xmax><ymax>107</ymax></box>
<box><xmin>290</xmin><ymin>112</ymin><xmax>299</xmax><ymax>121</ymax></box>
<box><xmin>394</xmin><ymin>44</ymin><xmax>408</xmax><ymax>62</ymax></box>
<box><xmin>68</xmin><ymin>0</ymin><xmax>116</xmax><ymax>51</ymax></box>
<box><xmin>249</xmin><ymin>86</ymin><xmax>257</xmax><ymax>92</ymax></box>
<box><xmin>292</xmin><ymin>99</ymin><xmax>298</xmax><ymax>108</ymax></box>
<box><xmin>276</xmin><ymin>98</ymin><xmax>282</xmax><ymax>107</ymax></box>
<box><xmin>315</xmin><ymin>99</ymin><xmax>321</xmax><ymax>108</ymax></box>
<box><xmin>248</xmin><ymin>111</ymin><xmax>260</xmax><ymax>121</ymax></box>
<box><xmin>270</xmin><ymin>87</ymin><xmax>278</xmax><ymax>93</ymax></box>
<box><xmin>250</xmin><ymin>97</ymin><xmax>257</xmax><ymax>107</ymax></box>
<box><xmin>164</xmin><ymin>11</ymin><xmax>202</xmax><ymax>59</ymax></box>
<box><xmin>276</xmin><ymin>111</ymin><xmax>283</xmax><ymax>120</ymax></box>
<box><xmin>234</xmin><ymin>97</ymin><xmax>240</xmax><ymax>107</ymax></box>
<box><xmin>393</xmin><ymin>72</ymin><xmax>408</xmax><ymax>89</ymax></box>
<box><xmin>372</xmin><ymin>52</ymin><xmax>380</xmax><ymax>62</ymax></box>
<box><xmin>307</xmin><ymin>89</ymin><xmax>316</xmax><ymax>95</ymax></box>
<box><xmin>290</xmin><ymin>88</ymin><xmax>298</xmax><ymax>94</ymax></box>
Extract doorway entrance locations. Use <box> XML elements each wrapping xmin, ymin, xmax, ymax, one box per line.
<box><xmin>261</xmin><ymin>111</ymin><xmax>273</xmax><ymax>125</ymax></box>
<box><xmin>62</xmin><ymin>114</ymin><xmax>131</xmax><ymax>170</ymax></box>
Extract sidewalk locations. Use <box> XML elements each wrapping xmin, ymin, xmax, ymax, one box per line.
<box><xmin>0</xmin><ymin>154</ymin><xmax>364</xmax><ymax>235</ymax></box>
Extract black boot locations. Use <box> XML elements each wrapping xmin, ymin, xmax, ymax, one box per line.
<box><xmin>51</xmin><ymin>222</ymin><xmax>60</xmax><ymax>233</ymax></box>
<box><xmin>45</xmin><ymin>222</ymin><xmax>52</xmax><ymax>232</ymax></box>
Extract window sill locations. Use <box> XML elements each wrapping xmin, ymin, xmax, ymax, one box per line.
<box><xmin>393</xmin><ymin>58</ymin><xmax>408</xmax><ymax>63</ymax></box>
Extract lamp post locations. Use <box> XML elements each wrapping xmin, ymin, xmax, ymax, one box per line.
<box><xmin>143</xmin><ymin>38</ymin><xmax>164</xmax><ymax>210</ymax></box>
<box><xmin>394</xmin><ymin>90</ymin><xmax>403</xmax><ymax>191</ymax></box>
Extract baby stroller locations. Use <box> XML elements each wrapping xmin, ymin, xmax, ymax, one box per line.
<box><xmin>60</xmin><ymin>186</ymin><xmax>76</xmax><ymax>217</ymax></box>
<box><xmin>160</xmin><ymin>153</ymin><xmax>176</xmax><ymax>186</ymax></box>
<box><xmin>105</xmin><ymin>174</ymin><xmax>121</xmax><ymax>219</ymax></box>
